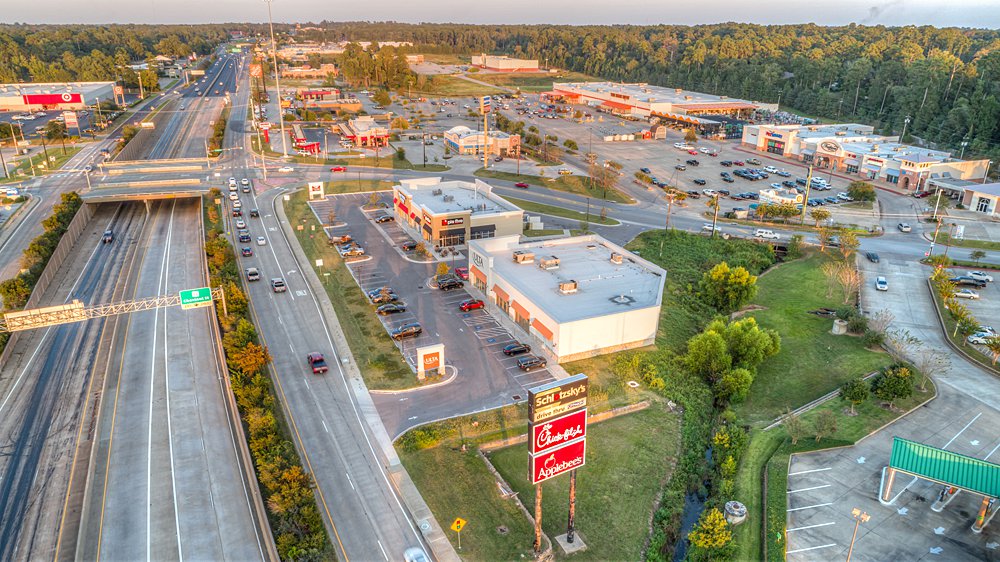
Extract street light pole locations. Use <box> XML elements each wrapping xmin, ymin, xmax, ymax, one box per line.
<box><xmin>846</xmin><ymin>508</ymin><xmax>870</xmax><ymax>562</ymax></box>
<box><xmin>984</xmin><ymin>160</ymin><xmax>994</xmax><ymax>184</ymax></box>
<box><xmin>264</xmin><ymin>0</ymin><xmax>289</xmax><ymax>158</ymax></box>
<box><xmin>900</xmin><ymin>115</ymin><xmax>911</xmax><ymax>142</ymax></box>
<box><xmin>960</xmin><ymin>139</ymin><xmax>969</xmax><ymax>160</ymax></box>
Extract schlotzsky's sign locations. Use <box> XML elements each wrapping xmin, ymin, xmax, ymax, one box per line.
<box><xmin>528</xmin><ymin>374</ymin><xmax>589</xmax><ymax>424</ymax></box>
<box><xmin>530</xmin><ymin>437</ymin><xmax>586</xmax><ymax>484</ymax></box>
<box><xmin>531</xmin><ymin>408</ymin><xmax>586</xmax><ymax>455</ymax></box>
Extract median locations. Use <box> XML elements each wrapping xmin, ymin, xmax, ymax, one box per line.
<box><xmin>499</xmin><ymin>196</ymin><xmax>620</xmax><ymax>226</ymax></box>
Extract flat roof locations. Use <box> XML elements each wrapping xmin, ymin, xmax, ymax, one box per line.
<box><xmin>553</xmin><ymin>81</ymin><xmax>759</xmax><ymax>108</ymax></box>
<box><xmin>475</xmin><ymin>235</ymin><xmax>665</xmax><ymax>323</ymax></box>
<box><xmin>398</xmin><ymin>178</ymin><xmax>521</xmax><ymax>216</ymax></box>
<box><xmin>0</xmin><ymin>82</ymin><xmax>114</xmax><ymax>96</ymax></box>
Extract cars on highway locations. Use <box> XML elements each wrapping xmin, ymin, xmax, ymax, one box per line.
<box><xmin>875</xmin><ymin>276</ymin><xmax>888</xmax><ymax>291</ymax></box>
<box><xmin>245</xmin><ymin>267</ymin><xmax>261</xmax><ymax>281</ymax></box>
<box><xmin>277</xmin><ymin>166</ymin><xmax>294</xmax><ymax>173</ymax></box>
<box><xmin>866</xmin><ymin>251</ymin><xmax>880</xmax><ymax>263</ymax></box>
<box><xmin>702</xmin><ymin>223</ymin><xmax>721</xmax><ymax>233</ymax></box>
<box><xmin>502</xmin><ymin>342</ymin><xmax>531</xmax><ymax>356</ymax></box>
<box><xmin>306</xmin><ymin>352</ymin><xmax>329</xmax><ymax>374</ymax></box>
<box><xmin>330</xmin><ymin>166</ymin><xmax>347</xmax><ymax>172</ymax></box>
<box><xmin>517</xmin><ymin>355</ymin><xmax>547</xmax><ymax>371</ymax></box>
<box><xmin>376</xmin><ymin>303</ymin><xmax>407</xmax><ymax>315</ymax></box>
<box><xmin>256</xmin><ymin>236</ymin><xmax>266</xmax><ymax>246</ymax></box>
<box><xmin>235</xmin><ymin>219</ymin><xmax>246</xmax><ymax>229</ymax></box>
<box><xmin>250</xmin><ymin>208</ymin><xmax>259</xmax><ymax>218</ymax></box>
<box><xmin>391</xmin><ymin>322</ymin><xmax>423</xmax><ymax>340</ymax></box>
<box><xmin>754</xmin><ymin>229</ymin><xmax>780</xmax><ymax>240</ymax></box>
<box><xmin>459</xmin><ymin>299</ymin><xmax>485</xmax><ymax>311</ymax></box>
<box><xmin>102</xmin><ymin>229</ymin><xmax>114</xmax><ymax>243</ymax></box>
<box><xmin>270</xmin><ymin>278</ymin><xmax>287</xmax><ymax>292</ymax></box>
<box><xmin>241</xmin><ymin>247</ymin><xmax>253</xmax><ymax>257</ymax></box>
<box><xmin>238</xmin><ymin>230</ymin><xmax>251</xmax><ymax>243</ymax></box>
<box><xmin>514</xmin><ymin>182</ymin><xmax>529</xmax><ymax>188</ymax></box>
<box><xmin>955</xmin><ymin>288</ymin><xmax>980</xmax><ymax>299</ymax></box>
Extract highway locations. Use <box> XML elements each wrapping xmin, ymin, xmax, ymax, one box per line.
<box><xmin>221</xmin><ymin>56</ymin><xmax>429</xmax><ymax>560</ymax></box>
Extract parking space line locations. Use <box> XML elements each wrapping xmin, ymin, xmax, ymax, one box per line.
<box><xmin>985</xmin><ymin>440</ymin><xmax>1000</xmax><ymax>461</ymax></box>
<box><xmin>786</xmin><ymin>543</ymin><xmax>837</xmax><ymax>554</ymax></box>
<box><xmin>943</xmin><ymin>412</ymin><xmax>982</xmax><ymax>448</ymax></box>
<box><xmin>788</xmin><ymin>467</ymin><xmax>832</xmax><ymax>476</ymax></box>
<box><xmin>787</xmin><ymin>522</ymin><xmax>836</xmax><ymax>532</ymax></box>
<box><xmin>787</xmin><ymin>502</ymin><xmax>833</xmax><ymax>512</ymax></box>
<box><xmin>788</xmin><ymin>484</ymin><xmax>831</xmax><ymax>494</ymax></box>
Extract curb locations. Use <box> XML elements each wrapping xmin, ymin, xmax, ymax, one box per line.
<box><xmin>369</xmin><ymin>363</ymin><xmax>459</xmax><ymax>395</ymax></box>
<box><xmin>925</xmin><ymin>277</ymin><xmax>1000</xmax><ymax>377</ymax></box>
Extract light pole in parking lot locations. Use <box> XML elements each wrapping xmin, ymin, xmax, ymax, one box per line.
<box><xmin>845</xmin><ymin>508</ymin><xmax>870</xmax><ymax>562</ymax></box>
<box><xmin>264</xmin><ymin>0</ymin><xmax>289</xmax><ymax>158</ymax></box>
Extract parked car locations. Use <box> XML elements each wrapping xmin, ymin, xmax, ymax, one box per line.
<box><xmin>640</xmin><ymin>167</ymin><xmax>652</xmax><ymax>174</ymax></box>
<box><xmin>686</xmin><ymin>159</ymin><xmax>700</xmax><ymax>166</ymax></box>
<box><xmin>837</xmin><ymin>192</ymin><xmax>853</xmax><ymax>201</ymax></box>
<box><xmin>343</xmin><ymin>246</ymin><xmax>366</xmax><ymax>257</ymax></box>
<box><xmin>454</xmin><ymin>267</ymin><xmax>469</xmax><ymax>280</ymax></box>
<box><xmin>685</xmin><ymin>190</ymin><xmax>701</xmax><ymax>199</ymax></box>
<box><xmin>401</xmin><ymin>241</ymin><xmax>418</xmax><ymax>251</ymax></box>
<box><xmin>374</xmin><ymin>213</ymin><xmax>394</xmax><ymax>223</ymax></box>
<box><xmin>371</xmin><ymin>292</ymin><xmax>399</xmax><ymax>304</ymax></box>
<box><xmin>866</xmin><ymin>251</ymin><xmax>880</xmax><ymax>263</ymax></box>
<box><xmin>950</xmin><ymin>276</ymin><xmax>987</xmax><ymax>288</ymax></box>
<box><xmin>674</xmin><ymin>164</ymin><xmax>686</xmax><ymax>171</ymax></box>
<box><xmin>721</xmin><ymin>175</ymin><xmax>735</xmax><ymax>183</ymax></box>
<box><xmin>502</xmin><ymin>342</ymin><xmax>532</xmax><ymax>356</ymax></box>
<box><xmin>391</xmin><ymin>323</ymin><xmax>423</xmax><ymax>340</ymax></box>
<box><xmin>875</xmin><ymin>276</ymin><xmax>888</xmax><ymax>291</ymax></box>
<box><xmin>746</xmin><ymin>158</ymin><xmax>762</xmax><ymax>165</ymax></box>
<box><xmin>307</xmin><ymin>353</ymin><xmax>328</xmax><ymax>374</ymax></box>
<box><xmin>277</xmin><ymin>166</ymin><xmax>294</xmax><ymax>173</ymax></box>
<box><xmin>720</xmin><ymin>161</ymin><xmax>733</xmax><ymax>167</ymax></box>
<box><xmin>763</xmin><ymin>165</ymin><xmax>779</xmax><ymax>173</ymax></box>
<box><xmin>515</xmin><ymin>182</ymin><xmax>529</xmax><ymax>189</ymax></box>
<box><xmin>270</xmin><ymin>278</ymin><xmax>287</xmax><ymax>292</ymax></box>
<box><xmin>955</xmin><ymin>288</ymin><xmax>980</xmax><ymax>299</ymax></box>
<box><xmin>376</xmin><ymin>303</ymin><xmax>407</xmax><ymax>315</ymax></box>
<box><xmin>438</xmin><ymin>278</ymin><xmax>463</xmax><ymax>291</ymax></box>
<box><xmin>693</xmin><ymin>179</ymin><xmax>707</xmax><ymax>186</ymax></box>
<box><xmin>967</xmin><ymin>332</ymin><xmax>996</xmax><ymax>345</ymax></box>
<box><xmin>459</xmin><ymin>299</ymin><xmax>485</xmax><ymax>311</ymax></box>
<box><xmin>517</xmin><ymin>355</ymin><xmax>547</xmax><ymax>371</ymax></box>
<box><xmin>968</xmin><ymin>271</ymin><xmax>995</xmax><ymax>283</ymax></box>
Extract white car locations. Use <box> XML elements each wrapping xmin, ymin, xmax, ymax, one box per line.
<box><xmin>702</xmin><ymin>189</ymin><xmax>717</xmax><ymax>196</ymax></box>
<box><xmin>235</xmin><ymin>219</ymin><xmax>246</xmax><ymax>229</ymax></box>
<box><xmin>875</xmin><ymin>276</ymin><xmax>888</xmax><ymax>291</ymax></box>
<box><xmin>278</xmin><ymin>166</ymin><xmax>294</xmax><ymax>173</ymax></box>
<box><xmin>967</xmin><ymin>332</ymin><xmax>996</xmax><ymax>345</ymax></box>
<box><xmin>763</xmin><ymin>165</ymin><xmax>780</xmax><ymax>173</ymax></box>
<box><xmin>837</xmin><ymin>192</ymin><xmax>853</xmax><ymax>201</ymax></box>
<box><xmin>770</xmin><ymin>183</ymin><xmax>782</xmax><ymax>189</ymax></box>
<box><xmin>897</xmin><ymin>223</ymin><xmax>912</xmax><ymax>232</ymax></box>
<box><xmin>955</xmin><ymin>288</ymin><xmax>980</xmax><ymax>299</ymax></box>
<box><xmin>256</xmin><ymin>236</ymin><xmax>267</xmax><ymax>246</ymax></box>
<box><xmin>754</xmin><ymin>229</ymin><xmax>780</xmax><ymax>240</ymax></box>
<box><xmin>699</xmin><ymin>147</ymin><xmax>712</xmax><ymax>154</ymax></box>
<box><xmin>229</xmin><ymin>192</ymin><xmax>239</xmax><ymax>201</ymax></box>
<box><xmin>968</xmin><ymin>271</ymin><xmax>994</xmax><ymax>283</ymax></box>
<box><xmin>240</xmin><ymin>178</ymin><xmax>250</xmax><ymax>186</ymax></box>
<box><xmin>701</xmin><ymin>223</ymin><xmax>721</xmax><ymax>233</ymax></box>
<box><xmin>228</xmin><ymin>177</ymin><xmax>237</xmax><ymax>187</ymax></box>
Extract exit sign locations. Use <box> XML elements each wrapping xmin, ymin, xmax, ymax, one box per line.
<box><xmin>179</xmin><ymin>287</ymin><xmax>213</xmax><ymax>309</ymax></box>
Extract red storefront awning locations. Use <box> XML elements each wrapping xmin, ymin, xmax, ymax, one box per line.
<box><xmin>471</xmin><ymin>266</ymin><xmax>487</xmax><ymax>285</ymax></box>
<box><xmin>531</xmin><ymin>318</ymin><xmax>553</xmax><ymax>341</ymax></box>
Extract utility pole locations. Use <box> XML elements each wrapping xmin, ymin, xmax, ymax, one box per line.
<box><xmin>533</xmin><ymin>485</ymin><xmax>543</xmax><ymax>554</ymax></box>
<box><xmin>265</xmin><ymin>0</ymin><xmax>289</xmax><ymax>158</ymax></box>
<box><xmin>38</xmin><ymin>134</ymin><xmax>49</xmax><ymax>164</ymax></box>
<box><xmin>711</xmin><ymin>193</ymin><xmax>720</xmax><ymax>237</ymax></box>
<box><xmin>665</xmin><ymin>192</ymin><xmax>676</xmax><ymax>230</ymax></box>
<box><xmin>799</xmin><ymin>165</ymin><xmax>814</xmax><ymax>225</ymax></box>
<box><xmin>566</xmin><ymin>470</ymin><xmax>577</xmax><ymax>543</ymax></box>
<box><xmin>422</xmin><ymin>131</ymin><xmax>427</xmax><ymax>168</ymax></box>
<box><xmin>900</xmin><ymin>115</ymin><xmax>911</xmax><ymax>142</ymax></box>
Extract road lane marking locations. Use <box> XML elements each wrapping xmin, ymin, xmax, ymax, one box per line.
<box><xmin>789</xmin><ymin>467</ymin><xmax>832</xmax><ymax>476</ymax></box>
<box><xmin>787</xmin><ymin>543</ymin><xmax>837</xmax><ymax>554</ymax></box>
<box><xmin>787</xmin><ymin>522</ymin><xmax>836</xmax><ymax>532</ymax></box>
<box><xmin>943</xmin><ymin>412</ymin><xmax>981</xmax><ymax>448</ymax></box>
<box><xmin>162</xmin><ymin>201</ymin><xmax>184</xmax><ymax>561</ymax></box>
<box><xmin>788</xmin><ymin>503</ymin><xmax>833</xmax><ymax>512</ymax></box>
<box><xmin>377</xmin><ymin>540</ymin><xmax>388</xmax><ymax>562</ymax></box>
<box><xmin>788</xmin><ymin>484</ymin><xmax>831</xmax><ymax>494</ymax></box>
<box><xmin>322</xmin><ymin>421</ymin><xmax>329</xmax><ymax>433</ymax></box>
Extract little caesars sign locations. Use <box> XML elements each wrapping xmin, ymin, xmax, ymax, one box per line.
<box><xmin>527</xmin><ymin>374</ymin><xmax>588</xmax><ymax>484</ymax></box>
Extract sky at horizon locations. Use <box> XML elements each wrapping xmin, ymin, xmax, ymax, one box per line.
<box><xmin>5</xmin><ymin>0</ymin><xmax>1000</xmax><ymax>28</ymax></box>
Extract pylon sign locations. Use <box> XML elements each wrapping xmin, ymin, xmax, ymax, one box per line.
<box><xmin>527</xmin><ymin>374</ymin><xmax>588</xmax><ymax>484</ymax></box>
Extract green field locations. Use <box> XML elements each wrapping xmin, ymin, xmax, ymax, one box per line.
<box><xmin>283</xmin><ymin>189</ymin><xmax>418</xmax><ymax>389</ymax></box>
<box><xmin>410</xmin><ymin>75</ymin><xmax>506</xmax><ymax>97</ymax></box>
<box><xmin>737</xmin><ymin>253</ymin><xmax>895</xmax><ymax>425</ymax></box>
<box><xmin>475</xmin><ymin>169</ymin><xmax>632</xmax><ymax>203</ymax></box>
<box><xmin>400</xmin><ymin>402</ymin><xmax>680</xmax><ymax>561</ymax></box>
<box><xmin>500</xmin><ymin>196</ymin><xmax>620</xmax><ymax>226</ymax></box>
<box><xmin>2</xmin><ymin>146</ymin><xmax>82</xmax><ymax>184</ymax></box>
<box><xmin>471</xmin><ymin>71</ymin><xmax>598</xmax><ymax>93</ymax></box>
<box><xmin>934</xmin><ymin>231</ymin><xmax>1000</xmax><ymax>251</ymax></box>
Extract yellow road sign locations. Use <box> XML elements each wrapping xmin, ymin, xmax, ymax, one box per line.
<box><xmin>450</xmin><ymin>517</ymin><xmax>467</xmax><ymax>532</ymax></box>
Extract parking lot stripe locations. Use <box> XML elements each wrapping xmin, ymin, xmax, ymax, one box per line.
<box><xmin>787</xmin><ymin>502</ymin><xmax>833</xmax><ymax>512</ymax></box>
<box><xmin>788</xmin><ymin>467</ymin><xmax>832</xmax><ymax>476</ymax></box>
<box><xmin>985</xmin><ymin>440</ymin><xmax>1000</xmax><ymax>461</ymax></box>
<box><xmin>788</xmin><ymin>484</ymin><xmax>831</xmax><ymax>494</ymax></box>
<box><xmin>786</xmin><ymin>543</ymin><xmax>837</xmax><ymax>554</ymax></box>
<box><xmin>943</xmin><ymin>412</ymin><xmax>982</xmax><ymax>448</ymax></box>
<box><xmin>787</xmin><ymin>522</ymin><xmax>836</xmax><ymax>532</ymax></box>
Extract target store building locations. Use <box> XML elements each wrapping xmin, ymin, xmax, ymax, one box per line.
<box><xmin>0</xmin><ymin>82</ymin><xmax>116</xmax><ymax>112</ymax></box>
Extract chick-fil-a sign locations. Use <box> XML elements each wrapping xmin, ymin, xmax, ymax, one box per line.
<box><xmin>531</xmin><ymin>409</ymin><xmax>587</xmax><ymax>455</ymax></box>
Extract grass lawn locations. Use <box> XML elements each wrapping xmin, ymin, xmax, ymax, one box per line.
<box><xmin>400</xmin><ymin>401</ymin><xmax>680</xmax><ymax>561</ymax></box>
<box><xmin>736</xmin><ymin>252</ymin><xmax>894</xmax><ymax>425</ymax></box>
<box><xmin>934</xmin><ymin>232</ymin><xmax>1000</xmax><ymax>251</ymax></box>
<box><xmin>522</xmin><ymin>228</ymin><xmax>565</xmax><ymax>237</ymax></box>
<box><xmin>471</xmin><ymin>71</ymin><xmax>598</xmax><ymax>93</ymax></box>
<box><xmin>499</xmin><ymin>196</ymin><xmax>620</xmax><ymax>226</ymax></box>
<box><xmin>320</xmin><ymin>179</ymin><xmax>395</xmax><ymax>194</ymax></box>
<box><xmin>624</xmin><ymin>229</ymin><xmax>776</xmax><ymax>350</ymax></box>
<box><xmin>411</xmin><ymin>75</ymin><xmax>507</xmax><ymax>97</ymax></box>
<box><xmin>475</xmin><ymin>168</ymin><xmax>631</xmax><ymax>203</ymax></box>
<box><xmin>2</xmin><ymin>146</ymin><xmax>82</xmax><ymax>183</ymax></box>
<box><xmin>841</xmin><ymin>200</ymin><xmax>874</xmax><ymax>210</ymax></box>
<box><xmin>283</xmin><ymin>189</ymin><xmax>418</xmax><ymax>389</ymax></box>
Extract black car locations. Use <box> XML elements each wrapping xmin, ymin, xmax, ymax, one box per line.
<box><xmin>401</xmin><ymin>241</ymin><xmax>418</xmax><ymax>251</ymax></box>
<box><xmin>717</xmin><ymin>189</ymin><xmax>730</xmax><ymax>196</ymax></box>
<box><xmin>502</xmin><ymin>342</ymin><xmax>532</xmax><ymax>356</ymax></box>
<box><xmin>686</xmin><ymin>159</ymin><xmax>700</xmax><ymax>166</ymax></box>
<box><xmin>865</xmin><ymin>251</ymin><xmax>880</xmax><ymax>263</ymax></box>
<box><xmin>371</xmin><ymin>292</ymin><xmax>399</xmax><ymax>304</ymax></box>
<box><xmin>391</xmin><ymin>323</ymin><xmax>423</xmax><ymax>340</ymax></box>
<box><xmin>438</xmin><ymin>278</ymin><xmax>463</xmax><ymax>291</ymax></box>
<box><xmin>249</xmin><ymin>208</ymin><xmax>260</xmax><ymax>218</ymax></box>
<box><xmin>517</xmin><ymin>355</ymin><xmax>547</xmax><ymax>371</ymax></box>
<box><xmin>722</xmin><ymin>176</ymin><xmax>735</xmax><ymax>183</ymax></box>
<box><xmin>720</xmin><ymin>160</ymin><xmax>733</xmax><ymax>167</ymax></box>
<box><xmin>674</xmin><ymin>164</ymin><xmax>686</xmax><ymax>171</ymax></box>
<box><xmin>693</xmin><ymin>179</ymin><xmax>707</xmax><ymax>186</ymax></box>
<box><xmin>374</xmin><ymin>213</ymin><xmax>394</xmax><ymax>223</ymax></box>
<box><xmin>685</xmin><ymin>190</ymin><xmax>701</xmax><ymax>198</ymax></box>
<box><xmin>376</xmin><ymin>303</ymin><xmax>407</xmax><ymax>315</ymax></box>
<box><xmin>950</xmin><ymin>276</ymin><xmax>987</xmax><ymax>288</ymax></box>
<box><xmin>368</xmin><ymin>286</ymin><xmax>394</xmax><ymax>298</ymax></box>
<box><xmin>782</xmin><ymin>180</ymin><xmax>796</xmax><ymax>188</ymax></box>
<box><xmin>102</xmin><ymin>229</ymin><xmax>114</xmax><ymax>243</ymax></box>
<box><xmin>640</xmin><ymin>167</ymin><xmax>651</xmax><ymax>174</ymax></box>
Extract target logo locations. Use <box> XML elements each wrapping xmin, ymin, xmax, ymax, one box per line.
<box><xmin>61</xmin><ymin>93</ymin><xmax>73</xmax><ymax>102</ymax></box>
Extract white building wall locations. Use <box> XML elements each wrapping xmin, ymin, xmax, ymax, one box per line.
<box><xmin>557</xmin><ymin>307</ymin><xmax>660</xmax><ymax>359</ymax></box>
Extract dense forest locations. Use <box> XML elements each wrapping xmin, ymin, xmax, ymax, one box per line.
<box><xmin>299</xmin><ymin>22</ymin><xmax>1000</xmax><ymax>165</ymax></box>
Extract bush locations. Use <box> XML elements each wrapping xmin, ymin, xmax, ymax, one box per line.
<box><xmin>847</xmin><ymin>315</ymin><xmax>868</xmax><ymax>334</ymax></box>
<box><xmin>862</xmin><ymin>329</ymin><xmax>885</xmax><ymax>348</ymax></box>
<box><xmin>847</xmin><ymin>181</ymin><xmax>876</xmax><ymax>202</ymax></box>
<box><xmin>699</xmin><ymin>262</ymin><xmax>759</xmax><ymax>313</ymax></box>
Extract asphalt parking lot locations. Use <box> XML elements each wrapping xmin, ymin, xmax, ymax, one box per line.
<box><xmin>308</xmin><ymin>192</ymin><xmax>557</xmax><ymax>436</ymax></box>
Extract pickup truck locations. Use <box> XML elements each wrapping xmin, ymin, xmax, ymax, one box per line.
<box><xmin>307</xmin><ymin>352</ymin><xmax>328</xmax><ymax>374</ymax></box>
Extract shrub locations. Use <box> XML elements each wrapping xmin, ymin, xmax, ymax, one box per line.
<box><xmin>847</xmin><ymin>315</ymin><xmax>869</xmax><ymax>334</ymax></box>
<box><xmin>862</xmin><ymin>329</ymin><xmax>885</xmax><ymax>348</ymax></box>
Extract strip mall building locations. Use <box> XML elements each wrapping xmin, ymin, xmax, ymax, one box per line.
<box><xmin>392</xmin><ymin>178</ymin><xmax>523</xmax><ymax>247</ymax></box>
<box><xmin>468</xmin><ymin>234</ymin><xmax>665</xmax><ymax>362</ymax></box>
<box><xmin>742</xmin><ymin>123</ymin><xmax>990</xmax><ymax>193</ymax></box>
<box><xmin>0</xmin><ymin>82</ymin><xmax>115</xmax><ymax>112</ymax></box>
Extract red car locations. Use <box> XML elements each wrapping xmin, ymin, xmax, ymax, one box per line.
<box><xmin>733</xmin><ymin>160</ymin><xmax>745</xmax><ymax>166</ymax></box>
<box><xmin>454</xmin><ymin>267</ymin><xmax>469</xmax><ymax>280</ymax></box>
<box><xmin>307</xmin><ymin>352</ymin><xmax>328</xmax><ymax>374</ymax></box>
<box><xmin>688</xmin><ymin>150</ymin><xmax>699</xmax><ymax>155</ymax></box>
<box><xmin>912</xmin><ymin>191</ymin><xmax>932</xmax><ymax>198</ymax></box>
<box><xmin>330</xmin><ymin>166</ymin><xmax>347</xmax><ymax>172</ymax></box>
<box><xmin>515</xmin><ymin>182</ymin><xmax>529</xmax><ymax>189</ymax></box>
<box><xmin>459</xmin><ymin>299</ymin><xmax>485</xmax><ymax>312</ymax></box>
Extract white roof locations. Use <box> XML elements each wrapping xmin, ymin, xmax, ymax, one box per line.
<box><xmin>474</xmin><ymin>235</ymin><xmax>666</xmax><ymax>323</ymax></box>
<box><xmin>398</xmin><ymin>178</ymin><xmax>521</xmax><ymax>215</ymax></box>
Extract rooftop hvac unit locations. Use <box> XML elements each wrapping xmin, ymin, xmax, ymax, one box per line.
<box><xmin>443</xmin><ymin>195</ymin><xmax>454</xmax><ymax>202</ymax></box>
<box><xmin>720</xmin><ymin>95</ymin><xmax>728</xmax><ymax>99</ymax></box>
<box><xmin>433</xmin><ymin>189</ymin><xmax>443</xmax><ymax>195</ymax></box>
<box><xmin>675</xmin><ymin>88</ymin><xmax>682</xmax><ymax>94</ymax></box>
<box><xmin>684</xmin><ymin>95</ymin><xmax>693</xmax><ymax>100</ymax></box>
<box><xmin>480</xmin><ymin>203</ymin><xmax>487</xmax><ymax>211</ymax></box>
<box><xmin>610</xmin><ymin>252</ymin><xmax>623</xmax><ymax>265</ymax></box>
<box><xmin>559</xmin><ymin>280</ymin><xmax>578</xmax><ymax>294</ymax></box>
<box><xmin>539</xmin><ymin>256</ymin><xmax>560</xmax><ymax>270</ymax></box>
<box><xmin>513</xmin><ymin>250</ymin><xmax>535</xmax><ymax>264</ymax></box>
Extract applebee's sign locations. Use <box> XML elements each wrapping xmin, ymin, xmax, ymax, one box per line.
<box><xmin>531</xmin><ymin>409</ymin><xmax>586</xmax><ymax>455</ymax></box>
<box><xmin>530</xmin><ymin>438</ymin><xmax>586</xmax><ymax>484</ymax></box>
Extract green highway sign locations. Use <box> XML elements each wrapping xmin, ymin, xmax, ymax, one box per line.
<box><xmin>179</xmin><ymin>287</ymin><xmax>213</xmax><ymax>310</ymax></box>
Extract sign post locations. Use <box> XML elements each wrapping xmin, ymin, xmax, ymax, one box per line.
<box><xmin>450</xmin><ymin>517</ymin><xmax>467</xmax><ymax>550</ymax></box>
<box><xmin>179</xmin><ymin>287</ymin><xmax>213</xmax><ymax>310</ymax></box>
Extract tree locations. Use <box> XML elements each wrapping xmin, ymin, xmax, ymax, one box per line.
<box><xmin>563</xmin><ymin>139</ymin><xmax>578</xmax><ymax>150</ymax></box>
<box><xmin>715</xmin><ymin>367</ymin><xmax>754</xmax><ymax>404</ymax></box>
<box><xmin>688</xmin><ymin>508</ymin><xmax>732</xmax><ymax>551</ymax></box>
<box><xmin>847</xmin><ymin>181</ymin><xmax>876</xmax><ymax>202</ymax></box>
<box><xmin>230</xmin><ymin>342</ymin><xmax>272</xmax><ymax>376</ymax></box>
<box><xmin>840</xmin><ymin>377</ymin><xmax>869</xmax><ymax>415</ymax></box>
<box><xmin>956</xmin><ymin>316</ymin><xmax>980</xmax><ymax>344</ymax></box>
<box><xmin>709</xmin><ymin>317</ymin><xmax>780</xmax><ymax>370</ymax></box>
<box><xmin>817</xmin><ymin>227</ymin><xmax>833</xmax><ymax>253</ymax></box>
<box><xmin>870</xmin><ymin>366</ymin><xmax>914</xmax><ymax>408</ymax></box>
<box><xmin>436</xmin><ymin>262</ymin><xmax>450</xmax><ymax>278</ymax></box>
<box><xmin>685</xmin><ymin>331</ymin><xmax>731</xmax><ymax>383</ymax></box>
<box><xmin>390</xmin><ymin>116</ymin><xmax>410</xmax><ymax>130</ymax></box>
<box><xmin>787</xmin><ymin>234</ymin><xmax>804</xmax><ymax>259</ymax></box>
<box><xmin>684</xmin><ymin>128</ymin><xmax>698</xmax><ymax>143</ymax></box>
<box><xmin>809</xmin><ymin>208</ymin><xmax>831</xmax><ymax>227</ymax></box>
<box><xmin>912</xmin><ymin>346</ymin><xmax>948</xmax><ymax>391</ymax></box>
<box><xmin>0</xmin><ymin>276</ymin><xmax>32</xmax><ymax>310</ymax></box>
<box><xmin>783</xmin><ymin>409</ymin><xmax>806</xmax><ymax>445</ymax></box>
<box><xmin>813</xmin><ymin>409</ymin><xmax>838</xmax><ymax>442</ymax></box>
<box><xmin>970</xmin><ymin>250</ymin><xmax>987</xmax><ymax>265</ymax></box>
<box><xmin>327</xmin><ymin>209</ymin><xmax>337</xmax><ymax>226</ymax></box>
<box><xmin>699</xmin><ymin>262</ymin><xmax>758</xmax><ymax>313</ymax></box>
<box><xmin>838</xmin><ymin>231</ymin><xmax>860</xmax><ymax>261</ymax></box>
<box><xmin>45</xmin><ymin>120</ymin><xmax>68</xmax><ymax>141</ymax></box>
<box><xmin>868</xmin><ymin>309</ymin><xmax>894</xmax><ymax>336</ymax></box>
<box><xmin>372</xmin><ymin>90</ymin><xmax>392</xmax><ymax>106</ymax></box>
<box><xmin>984</xmin><ymin>337</ymin><xmax>1000</xmax><ymax>365</ymax></box>
<box><xmin>368</xmin><ymin>192</ymin><xmax>380</xmax><ymax>206</ymax></box>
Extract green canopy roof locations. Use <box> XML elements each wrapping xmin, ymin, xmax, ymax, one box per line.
<box><xmin>890</xmin><ymin>437</ymin><xmax>1000</xmax><ymax>498</ymax></box>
